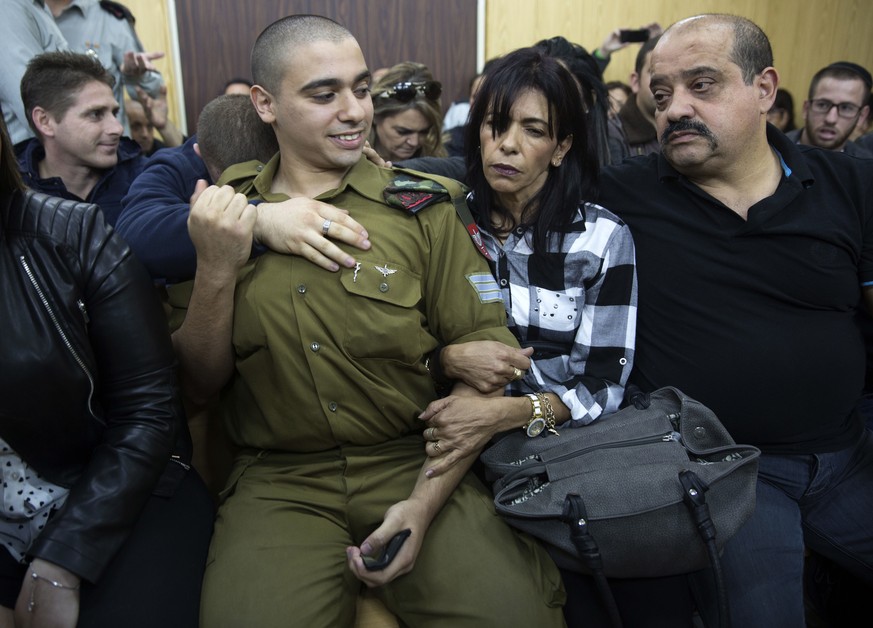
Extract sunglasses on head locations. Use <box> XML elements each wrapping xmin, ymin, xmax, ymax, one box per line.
<box><xmin>376</xmin><ymin>81</ymin><xmax>442</xmax><ymax>103</ymax></box>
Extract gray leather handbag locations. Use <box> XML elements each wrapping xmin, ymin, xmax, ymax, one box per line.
<box><xmin>480</xmin><ymin>386</ymin><xmax>760</xmax><ymax>579</ymax></box>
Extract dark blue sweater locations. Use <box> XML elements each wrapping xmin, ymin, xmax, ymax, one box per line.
<box><xmin>116</xmin><ymin>136</ymin><xmax>210</xmax><ymax>282</ymax></box>
<box><xmin>17</xmin><ymin>136</ymin><xmax>145</xmax><ymax>227</ymax></box>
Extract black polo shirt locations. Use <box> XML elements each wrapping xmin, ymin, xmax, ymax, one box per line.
<box><xmin>600</xmin><ymin>125</ymin><xmax>873</xmax><ymax>453</ymax></box>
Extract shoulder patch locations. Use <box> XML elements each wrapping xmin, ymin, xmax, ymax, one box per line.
<box><xmin>466</xmin><ymin>273</ymin><xmax>503</xmax><ymax>304</ymax></box>
<box><xmin>383</xmin><ymin>173</ymin><xmax>450</xmax><ymax>215</ymax></box>
<box><xmin>99</xmin><ymin>0</ymin><xmax>135</xmax><ymax>23</ymax></box>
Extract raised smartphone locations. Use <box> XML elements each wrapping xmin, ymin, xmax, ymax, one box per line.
<box><xmin>619</xmin><ymin>28</ymin><xmax>650</xmax><ymax>43</ymax></box>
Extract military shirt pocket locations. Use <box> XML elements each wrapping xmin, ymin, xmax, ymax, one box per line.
<box><xmin>340</xmin><ymin>261</ymin><xmax>424</xmax><ymax>364</ymax></box>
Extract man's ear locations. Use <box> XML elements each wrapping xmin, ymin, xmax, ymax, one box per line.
<box><xmin>757</xmin><ymin>68</ymin><xmax>779</xmax><ymax>113</ymax></box>
<box><xmin>629</xmin><ymin>72</ymin><xmax>641</xmax><ymax>94</ymax></box>
<box><xmin>31</xmin><ymin>107</ymin><xmax>55</xmax><ymax>138</ymax></box>
<box><xmin>857</xmin><ymin>104</ymin><xmax>870</xmax><ymax>130</ymax></box>
<box><xmin>251</xmin><ymin>85</ymin><xmax>277</xmax><ymax>124</ymax></box>
<box><xmin>801</xmin><ymin>99</ymin><xmax>811</xmax><ymax>120</ymax></box>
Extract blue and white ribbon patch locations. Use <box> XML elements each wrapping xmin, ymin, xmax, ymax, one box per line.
<box><xmin>466</xmin><ymin>273</ymin><xmax>503</xmax><ymax>304</ymax></box>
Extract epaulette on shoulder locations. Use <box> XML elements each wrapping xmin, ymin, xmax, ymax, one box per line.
<box><xmin>386</xmin><ymin>168</ymin><xmax>491</xmax><ymax>260</ymax></box>
<box><xmin>215</xmin><ymin>160</ymin><xmax>264</xmax><ymax>195</ymax></box>
<box><xmin>99</xmin><ymin>0</ymin><xmax>135</xmax><ymax>24</ymax></box>
<box><xmin>384</xmin><ymin>169</ymin><xmax>467</xmax><ymax>215</ymax></box>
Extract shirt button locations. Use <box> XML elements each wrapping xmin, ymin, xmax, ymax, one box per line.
<box><xmin>10</xmin><ymin>472</ymin><xmax>20</xmax><ymax>481</ymax></box>
<box><xmin>310</xmin><ymin>342</ymin><xmax>320</xmax><ymax>353</ymax></box>
<box><xmin>379</xmin><ymin>283</ymin><xmax>389</xmax><ymax>292</ymax></box>
<box><xmin>297</xmin><ymin>284</ymin><xmax>306</xmax><ymax>294</ymax></box>
<box><xmin>256</xmin><ymin>165</ymin><xmax>263</xmax><ymax>172</ymax></box>
<box><xmin>328</xmin><ymin>402</ymin><xmax>338</xmax><ymax>412</ymax></box>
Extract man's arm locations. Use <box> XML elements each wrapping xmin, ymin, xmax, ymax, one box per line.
<box><xmin>345</xmin><ymin>383</ymin><xmax>493</xmax><ymax>587</ymax></box>
<box><xmin>0</xmin><ymin>3</ymin><xmax>67</xmax><ymax>145</ymax></box>
<box><xmin>172</xmin><ymin>183</ymin><xmax>255</xmax><ymax>404</ymax></box>
<box><xmin>117</xmin><ymin>145</ymin><xmax>371</xmax><ymax>282</ymax></box>
<box><xmin>136</xmin><ymin>85</ymin><xmax>183</xmax><ymax>148</ymax></box>
<box><xmin>592</xmin><ymin>22</ymin><xmax>663</xmax><ymax>71</ymax></box>
<box><xmin>117</xmin><ymin>140</ymin><xmax>206</xmax><ymax>281</ymax></box>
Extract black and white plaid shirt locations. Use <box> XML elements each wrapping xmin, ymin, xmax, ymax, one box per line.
<box><xmin>480</xmin><ymin>201</ymin><xmax>638</xmax><ymax>425</ymax></box>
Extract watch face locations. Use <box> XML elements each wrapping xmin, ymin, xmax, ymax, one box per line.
<box><xmin>526</xmin><ymin>418</ymin><xmax>546</xmax><ymax>437</ymax></box>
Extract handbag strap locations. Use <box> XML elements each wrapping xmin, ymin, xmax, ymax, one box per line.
<box><xmin>560</xmin><ymin>472</ymin><xmax>733</xmax><ymax>628</ymax></box>
<box><xmin>679</xmin><ymin>471</ymin><xmax>731</xmax><ymax>628</ymax></box>
<box><xmin>562</xmin><ymin>494</ymin><xmax>624</xmax><ymax>628</ymax></box>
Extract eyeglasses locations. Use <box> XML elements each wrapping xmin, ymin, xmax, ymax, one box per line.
<box><xmin>809</xmin><ymin>99</ymin><xmax>863</xmax><ymax>119</ymax></box>
<box><xmin>376</xmin><ymin>81</ymin><xmax>442</xmax><ymax>103</ymax></box>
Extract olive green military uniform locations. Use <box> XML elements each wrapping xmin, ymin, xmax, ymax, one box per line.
<box><xmin>197</xmin><ymin>155</ymin><xmax>566</xmax><ymax>627</ymax></box>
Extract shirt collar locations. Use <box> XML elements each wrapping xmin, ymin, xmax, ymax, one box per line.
<box><xmin>251</xmin><ymin>154</ymin><xmax>388</xmax><ymax>203</ymax></box>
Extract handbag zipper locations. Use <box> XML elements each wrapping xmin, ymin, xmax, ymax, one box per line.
<box><xmin>500</xmin><ymin>431</ymin><xmax>682</xmax><ymax>498</ymax></box>
<box><xmin>19</xmin><ymin>255</ymin><xmax>103</xmax><ymax>425</ymax></box>
<box><xmin>549</xmin><ymin>431</ymin><xmax>679</xmax><ymax>465</ymax></box>
<box><xmin>508</xmin><ymin>430</ymin><xmax>679</xmax><ymax>468</ymax></box>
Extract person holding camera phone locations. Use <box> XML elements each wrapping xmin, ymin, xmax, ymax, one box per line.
<box><xmin>591</xmin><ymin>22</ymin><xmax>663</xmax><ymax>74</ymax></box>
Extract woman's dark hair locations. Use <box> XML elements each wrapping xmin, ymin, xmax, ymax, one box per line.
<box><xmin>464</xmin><ymin>47</ymin><xmax>597</xmax><ymax>255</ymax></box>
<box><xmin>0</xmin><ymin>113</ymin><xmax>24</xmax><ymax>195</ymax></box>
<box><xmin>771</xmin><ymin>88</ymin><xmax>796</xmax><ymax>131</ymax></box>
<box><xmin>533</xmin><ymin>36</ymin><xmax>611</xmax><ymax>167</ymax></box>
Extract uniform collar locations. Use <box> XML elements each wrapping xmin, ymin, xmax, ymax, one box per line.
<box><xmin>251</xmin><ymin>153</ymin><xmax>387</xmax><ymax>203</ymax></box>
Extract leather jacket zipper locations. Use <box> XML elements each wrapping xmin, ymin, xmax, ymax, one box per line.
<box><xmin>171</xmin><ymin>455</ymin><xmax>191</xmax><ymax>471</ymax></box>
<box><xmin>19</xmin><ymin>255</ymin><xmax>103</xmax><ymax>425</ymax></box>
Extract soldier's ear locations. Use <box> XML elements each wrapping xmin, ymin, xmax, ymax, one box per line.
<box><xmin>251</xmin><ymin>85</ymin><xmax>277</xmax><ymax>124</ymax></box>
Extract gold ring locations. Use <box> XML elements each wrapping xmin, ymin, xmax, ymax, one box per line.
<box><xmin>433</xmin><ymin>440</ymin><xmax>442</xmax><ymax>455</ymax></box>
<box><xmin>512</xmin><ymin>367</ymin><xmax>523</xmax><ymax>381</ymax></box>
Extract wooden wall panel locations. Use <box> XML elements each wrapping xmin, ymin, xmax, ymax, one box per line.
<box><xmin>123</xmin><ymin>0</ymin><xmax>184</xmax><ymax>132</ymax></box>
<box><xmin>173</xmin><ymin>0</ymin><xmax>478</xmax><ymax>135</ymax></box>
<box><xmin>484</xmin><ymin>0</ymin><xmax>873</xmax><ymax>129</ymax></box>
<box><xmin>130</xmin><ymin>0</ymin><xmax>873</xmax><ymax>137</ymax></box>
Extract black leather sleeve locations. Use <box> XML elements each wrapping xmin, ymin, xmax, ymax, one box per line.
<box><xmin>29</xmin><ymin>201</ymin><xmax>184</xmax><ymax>583</ymax></box>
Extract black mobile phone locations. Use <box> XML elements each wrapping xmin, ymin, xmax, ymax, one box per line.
<box><xmin>619</xmin><ymin>29</ymin><xmax>650</xmax><ymax>43</ymax></box>
<box><xmin>362</xmin><ymin>529</ymin><xmax>412</xmax><ymax>571</ymax></box>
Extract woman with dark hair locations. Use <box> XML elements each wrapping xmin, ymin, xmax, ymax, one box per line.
<box><xmin>534</xmin><ymin>36</ymin><xmax>612</xmax><ymax>167</ymax></box>
<box><xmin>370</xmin><ymin>61</ymin><xmax>447</xmax><ymax>162</ymax></box>
<box><xmin>767</xmin><ymin>87</ymin><xmax>797</xmax><ymax>132</ymax></box>
<box><xmin>418</xmin><ymin>47</ymin><xmax>695</xmax><ymax>627</ymax></box>
<box><xmin>0</xmin><ymin>113</ymin><xmax>212</xmax><ymax>627</ymax></box>
<box><xmin>419</xmin><ymin>44</ymin><xmax>637</xmax><ymax>620</ymax></box>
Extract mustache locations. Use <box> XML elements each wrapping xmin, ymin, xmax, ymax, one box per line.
<box><xmin>660</xmin><ymin>119</ymin><xmax>718</xmax><ymax>148</ymax></box>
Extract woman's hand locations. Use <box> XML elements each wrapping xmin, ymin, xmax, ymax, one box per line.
<box><xmin>441</xmin><ymin>342</ymin><xmax>533</xmax><ymax>393</ymax></box>
<box><xmin>14</xmin><ymin>559</ymin><xmax>80</xmax><ymax>628</ymax></box>
<box><xmin>419</xmin><ymin>395</ymin><xmax>525</xmax><ymax>476</ymax></box>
